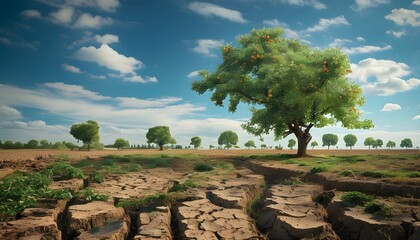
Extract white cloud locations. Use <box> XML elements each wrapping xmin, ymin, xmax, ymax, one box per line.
<box><xmin>122</xmin><ymin>75</ymin><xmax>158</xmax><ymax>83</ymax></box>
<box><xmin>74</xmin><ymin>44</ymin><xmax>143</xmax><ymax>74</ymax></box>
<box><xmin>66</xmin><ymin>0</ymin><xmax>120</xmax><ymax>12</ymax></box>
<box><xmin>50</xmin><ymin>6</ymin><xmax>74</xmax><ymax>24</ymax></box>
<box><xmin>342</xmin><ymin>44</ymin><xmax>392</xmax><ymax>55</ymax></box>
<box><xmin>73</xmin><ymin>13</ymin><xmax>113</xmax><ymax>29</ymax></box>
<box><xmin>20</xmin><ymin>9</ymin><xmax>41</xmax><ymax>18</ymax></box>
<box><xmin>87</xmin><ymin>74</ymin><xmax>106</xmax><ymax>79</ymax></box>
<box><xmin>193</xmin><ymin>39</ymin><xmax>224</xmax><ymax>57</ymax></box>
<box><xmin>305</xmin><ymin>15</ymin><xmax>350</xmax><ymax>32</ymax></box>
<box><xmin>262</xmin><ymin>19</ymin><xmax>301</xmax><ymax>39</ymax></box>
<box><xmin>385</xmin><ymin>8</ymin><xmax>420</xmax><ymax>27</ymax></box>
<box><xmin>44</xmin><ymin>82</ymin><xmax>110</xmax><ymax>100</ymax></box>
<box><xmin>187</xmin><ymin>70</ymin><xmax>200</xmax><ymax>78</ymax></box>
<box><xmin>386</xmin><ymin>30</ymin><xmax>406</xmax><ymax>38</ymax></box>
<box><xmin>413</xmin><ymin>1</ymin><xmax>420</xmax><ymax>5</ymax></box>
<box><xmin>0</xmin><ymin>105</ymin><xmax>22</xmax><ymax>121</ymax></box>
<box><xmin>353</xmin><ymin>0</ymin><xmax>390</xmax><ymax>10</ymax></box>
<box><xmin>356</xmin><ymin>36</ymin><xmax>365</xmax><ymax>42</ymax></box>
<box><xmin>94</xmin><ymin>34</ymin><xmax>119</xmax><ymax>44</ymax></box>
<box><xmin>328</xmin><ymin>38</ymin><xmax>352</xmax><ymax>48</ymax></box>
<box><xmin>62</xmin><ymin>63</ymin><xmax>82</xmax><ymax>73</ymax></box>
<box><xmin>116</xmin><ymin>97</ymin><xmax>183</xmax><ymax>108</ymax></box>
<box><xmin>349</xmin><ymin>58</ymin><xmax>420</xmax><ymax>95</ymax></box>
<box><xmin>381</xmin><ymin>103</ymin><xmax>401</xmax><ymax>112</ymax></box>
<box><xmin>277</xmin><ymin>0</ymin><xmax>327</xmax><ymax>10</ymax></box>
<box><xmin>413</xmin><ymin>115</ymin><xmax>420</xmax><ymax>120</ymax></box>
<box><xmin>187</xmin><ymin>2</ymin><xmax>247</xmax><ymax>23</ymax></box>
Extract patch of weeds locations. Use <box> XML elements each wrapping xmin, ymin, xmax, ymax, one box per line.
<box><xmin>219</xmin><ymin>162</ymin><xmax>233</xmax><ymax>170</ymax></box>
<box><xmin>169</xmin><ymin>180</ymin><xmax>198</xmax><ymax>192</ymax></box>
<box><xmin>161</xmin><ymin>154</ymin><xmax>169</xmax><ymax>158</ymax></box>
<box><xmin>341</xmin><ymin>191</ymin><xmax>374</xmax><ymax>206</ymax></box>
<box><xmin>100</xmin><ymin>158</ymin><xmax>116</xmax><ymax>166</ymax></box>
<box><xmin>117</xmin><ymin>193</ymin><xmax>171</xmax><ymax>211</ymax></box>
<box><xmin>362</xmin><ymin>170</ymin><xmax>396</xmax><ymax>178</ymax></box>
<box><xmin>101</xmin><ymin>165</ymin><xmax>127</xmax><ymax>174</ymax></box>
<box><xmin>43</xmin><ymin>189</ymin><xmax>74</xmax><ymax>200</ymax></box>
<box><xmin>406</xmin><ymin>172</ymin><xmax>420</xmax><ymax>178</ymax></box>
<box><xmin>285</xmin><ymin>159</ymin><xmax>297</xmax><ymax>164</ymax></box>
<box><xmin>340</xmin><ymin>170</ymin><xmax>355</xmax><ymax>177</ymax></box>
<box><xmin>298</xmin><ymin>163</ymin><xmax>307</xmax><ymax>166</ymax></box>
<box><xmin>73</xmin><ymin>158</ymin><xmax>94</xmax><ymax>168</ymax></box>
<box><xmin>364</xmin><ymin>201</ymin><xmax>392</xmax><ymax>217</ymax></box>
<box><xmin>310</xmin><ymin>166</ymin><xmax>327</xmax><ymax>174</ymax></box>
<box><xmin>45</xmin><ymin>162</ymin><xmax>84</xmax><ymax>180</ymax></box>
<box><xmin>194</xmin><ymin>164</ymin><xmax>214</xmax><ymax>172</ymax></box>
<box><xmin>57</xmin><ymin>154</ymin><xmax>70</xmax><ymax>161</ymax></box>
<box><xmin>125</xmin><ymin>163</ymin><xmax>141</xmax><ymax>172</ymax></box>
<box><xmin>91</xmin><ymin>171</ymin><xmax>105</xmax><ymax>183</ymax></box>
<box><xmin>81</xmin><ymin>188</ymin><xmax>108</xmax><ymax>201</ymax></box>
<box><xmin>145</xmin><ymin>163</ymin><xmax>157</xmax><ymax>169</ymax></box>
<box><xmin>247</xmin><ymin>195</ymin><xmax>262</xmax><ymax>219</ymax></box>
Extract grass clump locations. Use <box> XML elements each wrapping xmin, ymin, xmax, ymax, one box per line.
<box><xmin>310</xmin><ymin>166</ymin><xmax>327</xmax><ymax>174</ymax></box>
<box><xmin>45</xmin><ymin>162</ymin><xmax>84</xmax><ymax>180</ymax></box>
<box><xmin>169</xmin><ymin>180</ymin><xmax>198</xmax><ymax>192</ymax></box>
<box><xmin>81</xmin><ymin>188</ymin><xmax>108</xmax><ymax>201</ymax></box>
<box><xmin>125</xmin><ymin>163</ymin><xmax>141</xmax><ymax>172</ymax></box>
<box><xmin>194</xmin><ymin>164</ymin><xmax>214</xmax><ymax>172</ymax></box>
<box><xmin>362</xmin><ymin>170</ymin><xmax>396</xmax><ymax>178</ymax></box>
<box><xmin>340</xmin><ymin>170</ymin><xmax>355</xmax><ymax>177</ymax></box>
<box><xmin>364</xmin><ymin>201</ymin><xmax>392</xmax><ymax>217</ymax></box>
<box><xmin>407</xmin><ymin>172</ymin><xmax>420</xmax><ymax>178</ymax></box>
<box><xmin>117</xmin><ymin>193</ymin><xmax>171</xmax><ymax>211</ymax></box>
<box><xmin>341</xmin><ymin>191</ymin><xmax>374</xmax><ymax>206</ymax></box>
<box><xmin>91</xmin><ymin>171</ymin><xmax>105</xmax><ymax>183</ymax></box>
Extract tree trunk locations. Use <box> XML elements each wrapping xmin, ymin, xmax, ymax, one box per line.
<box><xmin>295</xmin><ymin>133</ymin><xmax>310</xmax><ymax>157</ymax></box>
<box><xmin>88</xmin><ymin>143</ymin><xmax>90</xmax><ymax>151</ymax></box>
<box><xmin>328</xmin><ymin>145</ymin><xmax>330</xmax><ymax>150</ymax></box>
<box><xmin>159</xmin><ymin>144</ymin><xmax>163</xmax><ymax>151</ymax></box>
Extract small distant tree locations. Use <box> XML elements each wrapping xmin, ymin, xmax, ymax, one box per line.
<box><xmin>374</xmin><ymin>139</ymin><xmax>383</xmax><ymax>149</ymax></box>
<box><xmin>218</xmin><ymin>130</ymin><xmax>238</xmax><ymax>149</ymax></box>
<box><xmin>3</xmin><ymin>140</ymin><xmax>14</xmax><ymax>149</ymax></box>
<box><xmin>0</xmin><ymin>141</ymin><xmax>3</xmax><ymax>148</ymax></box>
<box><xmin>343</xmin><ymin>134</ymin><xmax>357</xmax><ymax>150</ymax></box>
<box><xmin>53</xmin><ymin>141</ymin><xmax>67</xmax><ymax>149</ymax></box>
<box><xmin>114</xmin><ymin>138</ymin><xmax>130</xmax><ymax>150</ymax></box>
<box><xmin>244</xmin><ymin>140</ymin><xmax>256</xmax><ymax>149</ymax></box>
<box><xmin>261</xmin><ymin>144</ymin><xmax>267</xmax><ymax>149</ymax></box>
<box><xmin>146</xmin><ymin>126</ymin><xmax>176</xmax><ymax>151</ymax></box>
<box><xmin>322</xmin><ymin>134</ymin><xmax>338</xmax><ymax>150</ymax></box>
<box><xmin>288</xmin><ymin>139</ymin><xmax>296</xmax><ymax>149</ymax></box>
<box><xmin>64</xmin><ymin>142</ymin><xmax>78</xmax><ymax>150</ymax></box>
<box><xmin>209</xmin><ymin>145</ymin><xmax>215</xmax><ymax>149</ymax></box>
<box><xmin>14</xmin><ymin>141</ymin><xmax>24</xmax><ymax>149</ymax></box>
<box><xmin>190</xmin><ymin>136</ymin><xmax>202</xmax><ymax>149</ymax></box>
<box><xmin>386</xmin><ymin>140</ymin><xmax>396</xmax><ymax>149</ymax></box>
<box><xmin>310</xmin><ymin>141</ymin><xmax>318</xmax><ymax>149</ymax></box>
<box><xmin>400</xmin><ymin>138</ymin><xmax>413</xmax><ymax>148</ymax></box>
<box><xmin>40</xmin><ymin>140</ymin><xmax>49</xmax><ymax>148</ymax></box>
<box><xmin>25</xmin><ymin>139</ymin><xmax>39</xmax><ymax>149</ymax></box>
<box><xmin>70</xmin><ymin>120</ymin><xmax>100</xmax><ymax>151</ymax></box>
<box><xmin>364</xmin><ymin>137</ymin><xmax>376</xmax><ymax>150</ymax></box>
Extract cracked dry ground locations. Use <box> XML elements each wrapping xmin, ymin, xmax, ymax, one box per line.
<box><xmin>1</xmin><ymin>158</ymin><xmax>419</xmax><ymax>240</ymax></box>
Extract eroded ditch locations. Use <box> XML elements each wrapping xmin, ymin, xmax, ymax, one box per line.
<box><xmin>1</xmin><ymin>157</ymin><xmax>419</xmax><ymax>240</ymax></box>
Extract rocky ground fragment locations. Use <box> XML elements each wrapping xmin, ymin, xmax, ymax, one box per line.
<box><xmin>257</xmin><ymin>184</ymin><xmax>339</xmax><ymax>240</ymax></box>
<box><xmin>134</xmin><ymin>206</ymin><xmax>172</xmax><ymax>239</ymax></box>
<box><xmin>50</xmin><ymin>178</ymin><xmax>84</xmax><ymax>192</ymax></box>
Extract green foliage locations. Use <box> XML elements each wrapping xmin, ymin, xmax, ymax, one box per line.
<box><xmin>126</xmin><ymin>163</ymin><xmax>141</xmax><ymax>172</ymax></box>
<box><xmin>310</xmin><ymin>141</ymin><xmax>318</xmax><ymax>149</ymax></box>
<box><xmin>362</xmin><ymin>170</ymin><xmax>396</xmax><ymax>178</ymax></box>
<box><xmin>194</xmin><ymin>164</ymin><xmax>214</xmax><ymax>172</ymax></box>
<box><xmin>341</xmin><ymin>191</ymin><xmax>374</xmax><ymax>205</ymax></box>
<box><xmin>45</xmin><ymin>162</ymin><xmax>84</xmax><ymax>180</ymax></box>
<box><xmin>261</xmin><ymin>144</ymin><xmax>267</xmax><ymax>149</ymax></box>
<box><xmin>91</xmin><ymin>171</ymin><xmax>105</xmax><ymax>183</ymax></box>
<box><xmin>117</xmin><ymin>193</ymin><xmax>170</xmax><ymax>211</ymax></box>
<box><xmin>82</xmin><ymin>188</ymin><xmax>108</xmax><ymax>201</ymax></box>
<box><xmin>407</xmin><ymin>172</ymin><xmax>420</xmax><ymax>178</ymax></box>
<box><xmin>43</xmin><ymin>189</ymin><xmax>74</xmax><ymax>200</ymax></box>
<box><xmin>247</xmin><ymin>195</ymin><xmax>262</xmax><ymax>219</ymax></box>
<box><xmin>14</xmin><ymin>141</ymin><xmax>24</xmax><ymax>149</ymax></box>
<box><xmin>146</xmin><ymin>126</ymin><xmax>176</xmax><ymax>150</ymax></box>
<box><xmin>364</xmin><ymin>201</ymin><xmax>392</xmax><ymax>217</ymax></box>
<box><xmin>169</xmin><ymin>180</ymin><xmax>197</xmax><ymax>192</ymax></box>
<box><xmin>340</xmin><ymin>170</ymin><xmax>355</xmax><ymax>177</ymax></box>
<box><xmin>3</xmin><ymin>140</ymin><xmax>14</xmax><ymax>149</ymax></box>
<box><xmin>288</xmin><ymin>139</ymin><xmax>296</xmax><ymax>149</ymax></box>
<box><xmin>218</xmin><ymin>130</ymin><xmax>239</xmax><ymax>149</ymax></box>
<box><xmin>386</xmin><ymin>140</ymin><xmax>396</xmax><ymax>149</ymax></box>
<box><xmin>40</xmin><ymin>140</ymin><xmax>50</xmax><ymax>148</ymax></box>
<box><xmin>343</xmin><ymin>134</ymin><xmax>357</xmax><ymax>149</ymax></box>
<box><xmin>322</xmin><ymin>133</ymin><xmax>338</xmax><ymax>149</ymax></box>
<box><xmin>192</xmin><ymin>28</ymin><xmax>373</xmax><ymax>157</ymax></box>
<box><xmin>400</xmin><ymin>138</ymin><xmax>413</xmax><ymax>148</ymax></box>
<box><xmin>310</xmin><ymin>166</ymin><xmax>327</xmax><ymax>173</ymax></box>
<box><xmin>26</xmin><ymin>139</ymin><xmax>39</xmax><ymax>148</ymax></box>
<box><xmin>114</xmin><ymin>138</ymin><xmax>130</xmax><ymax>150</ymax></box>
<box><xmin>190</xmin><ymin>136</ymin><xmax>202</xmax><ymax>149</ymax></box>
<box><xmin>244</xmin><ymin>140</ymin><xmax>256</xmax><ymax>149</ymax></box>
<box><xmin>364</xmin><ymin>137</ymin><xmax>376</xmax><ymax>149</ymax></box>
<box><xmin>374</xmin><ymin>139</ymin><xmax>383</xmax><ymax>149</ymax></box>
<box><xmin>70</xmin><ymin>120</ymin><xmax>100</xmax><ymax>151</ymax></box>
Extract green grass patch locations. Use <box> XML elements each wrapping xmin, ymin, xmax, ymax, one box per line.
<box><xmin>91</xmin><ymin>171</ymin><xmax>105</xmax><ymax>183</ymax></box>
<box><xmin>310</xmin><ymin>166</ymin><xmax>327</xmax><ymax>174</ymax></box>
<box><xmin>125</xmin><ymin>163</ymin><xmax>141</xmax><ymax>172</ymax></box>
<box><xmin>169</xmin><ymin>180</ymin><xmax>198</xmax><ymax>192</ymax></box>
<box><xmin>45</xmin><ymin>162</ymin><xmax>84</xmax><ymax>180</ymax></box>
<box><xmin>73</xmin><ymin>158</ymin><xmax>94</xmax><ymax>168</ymax></box>
<box><xmin>340</xmin><ymin>170</ymin><xmax>356</xmax><ymax>177</ymax></box>
<box><xmin>117</xmin><ymin>193</ymin><xmax>171</xmax><ymax>211</ymax></box>
<box><xmin>341</xmin><ymin>191</ymin><xmax>374</xmax><ymax>206</ymax></box>
<box><xmin>362</xmin><ymin>170</ymin><xmax>397</xmax><ymax>178</ymax></box>
<box><xmin>364</xmin><ymin>201</ymin><xmax>392</xmax><ymax>217</ymax></box>
<box><xmin>194</xmin><ymin>164</ymin><xmax>214</xmax><ymax>172</ymax></box>
<box><xmin>406</xmin><ymin>172</ymin><xmax>420</xmax><ymax>178</ymax></box>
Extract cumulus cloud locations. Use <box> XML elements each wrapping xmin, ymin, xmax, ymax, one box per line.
<box><xmin>381</xmin><ymin>103</ymin><xmax>401</xmax><ymax>112</ymax></box>
<box><xmin>0</xmin><ymin>105</ymin><xmax>22</xmax><ymax>121</ymax></box>
<box><xmin>187</xmin><ymin>70</ymin><xmax>200</xmax><ymax>78</ymax></box>
<box><xmin>20</xmin><ymin>9</ymin><xmax>41</xmax><ymax>18</ymax></box>
<box><xmin>122</xmin><ymin>75</ymin><xmax>158</xmax><ymax>83</ymax></box>
<box><xmin>328</xmin><ymin>38</ymin><xmax>352</xmax><ymax>48</ymax></box>
<box><xmin>342</xmin><ymin>44</ymin><xmax>392</xmax><ymax>55</ymax></box>
<box><xmin>94</xmin><ymin>34</ymin><xmax>119</xmax><ymax>44</ymax></box>
<box><xmin>356</xmin><ymin>36</ymin><xmax>366</xmax><ymax>41</ymax></box>
<box><xmin>66</xmin><ymin>0</ymin><xmax>120</xmax><ymax>12</ymax></box>
<box><xmin>187</xmin><ymin>2</ymin><xmax>247</xmax><ymax>23</ymax></box>
<box><xmin>73</xmin><ymin>13</ymin><xmax>113</xmax><ymax>29</ymax></box>
<box><xmin>413</xmin><ymin>115</ymin><xmax>420</xmax><ymax>120</ymax></box>
<box><xmin>193</xmin><ymin>39</ymin><xmax>224</xmax><ymax>57</ymax></box>
<box><xmin>385</xmin><ymin>8</ymin><xmax>420</xmax><ymax>27</ymax></box>
<box><xmin>87</xmin><ymin>74</ymin><xmax>106</xmax><ymax>79</ymax></box>
<box><xmin>44</xmin><ymin>82</ymin><xmax>110</xmax><ymax>100</ymax></box>
<box><xmin>50</xmin><ymin>6</ymin><xmax>74</xmax><ymax>24</ymax></box>
<box><xmin>386</xmin><ymin>30</ymin><xmax>406</xmax><ymax>38</ymax></box>
<box><xmin>116</xmin><ymin>97</ymin><xmax>183</xmax><ymax>108</ymax></box>
<box><xmin>74</xmin><ymin>44</ymin><xmax>143</xmax><ymax>74</ymax></box>
<box><xmin>349</xmin><ymin>58</ymin><xmax>420</xmax><ymax>95</ymax></box>
<box><xmin>353</xmin><ymin>0</ymin><xmax>390</xmax><ymax>10</ymax></box>
<box><xmin>305</xmin><ymin>15</ymin><xmax>350</xmax><ymax>32</ymax></box>
<box><xmin>413</xmin><ymin>1</ymin><xmax>420</xmax><ymax>5</ymax></box>
<box><xmin>62</xmin><ymin>63</ymin><xmax>82</xmax><ymax>73</ymax></box>
<box><xmin>277</xmin><ymin>0</ymin><xmax>327</xmax><ymax>10</ymax></box>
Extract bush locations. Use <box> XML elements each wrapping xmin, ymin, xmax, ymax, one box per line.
<box><xmin>341</xmin><ymin>191</ymin><xmax>374</xmax><ymax>206</ymax></box>
<box><xmin>91</xmin><ymin>171</ymin><xmax>105</xmax><ymax>183</ymax></box>
<box><xmin>310</xmin><ymin>166</ymin><xmax>327</xmax><ymax>174</ymax></box>
<box><xmin>81</xmin><ymin>188</ymin><xmax>108</xmax><ymax>201</ymax></box>
<box><xmin>45</xmin><ymin>162</ymin><xmax>84</xmax><ymax>180</ymax></box>
<box><xmin>340</xmin><ymin>170</ymin><xmax>355</xmax><ymax>177</ymax></box>
<box><xmin>125</xmin><ymin>163</ymin><xmax>141</xmax><ymax>172</ymax></box>
<box><xmin>194</xmin><ymin>164</ymin><xmax>214</xmax><ymax>172</ymax></box>
<box><xmin>364</xmin><ymin>201</ymin><xmax>392</xmax><ymax>217</ymax></box>
<box><xmin>169</xmin><ymin>180</ymin><xmax>197</xmax><ymax>192</ymax></box>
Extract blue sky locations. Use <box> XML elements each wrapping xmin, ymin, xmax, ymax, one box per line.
<box><xmin>0</xmin><ymin>0</ymin><xmax>419</xmax><ymax>149</ymax></box>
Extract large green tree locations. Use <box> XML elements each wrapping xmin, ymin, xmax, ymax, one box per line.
<box><xmin>244</xmin><ymin>140</ymin><xmax>256</xmax><ymax>149</ymax></box>
<box><xmin>114</xmin><ymin>138</ymin><xmax>130</xmax><ymax>150</ymax></box>
<box><xmin>146</xmin><ymin>126</ymin><xmax>176</xmax><ymax>151</ymax></box>
<box><xmin>192</xmin><ymin>28</ymin><xmax>372</xmax><ymax>157</ymax></box>
<box><xmin>26</xmin><ymin>139</ymin><xmax>39</xmax><ymax>149</ymax></box>
<box><xmin>190</xmin><ymin>136</ymin><xmax>202</xmax><ymax>149</ymax></box>
<box><xmin>364</xmin><ymin>137</ymin><xmax>376</xmax><ymax>150</ymax></box>
<box><xmin>343</xmin><ymin>134</ymin><xmax>357</xmax><ymax>150</ymax></box>
<box><xmin>400</xmin><ymin>138</ymin><xmax>413</xmax><ymax>148</ymax></box>
<box><xmin>322</xmin><ymin>133</ymin><xmax>338</xmax><ymax>150</ymax></box>
<box><xmin>218</xmin><ymin>130</ymin><xmax>238</xmax><ymax>149</ymax></box>
<box><xmin>70</xmin><ymin>120</ymin><xmax>100</xmax><ymax>151</ymax></box>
